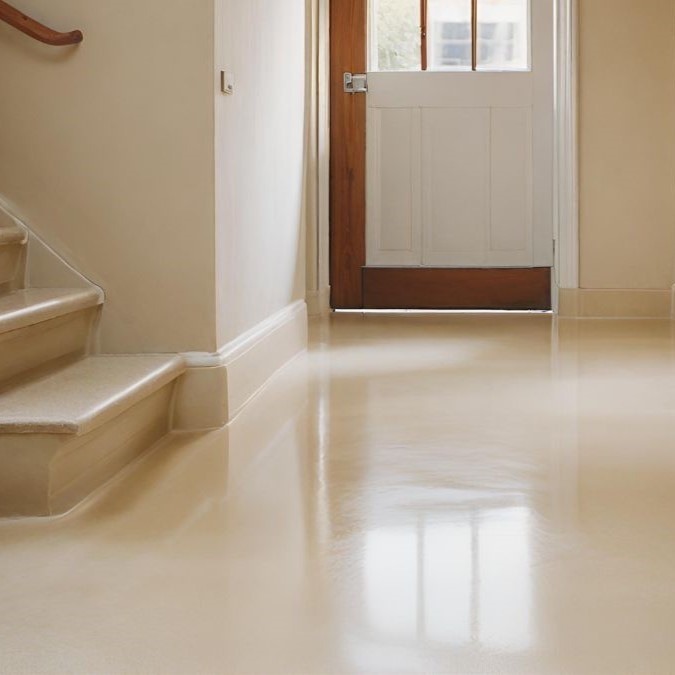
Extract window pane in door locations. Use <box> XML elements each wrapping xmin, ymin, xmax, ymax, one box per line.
<box><xmin>371</xmin><ymin>0</ymin><xmax>421</xmax><ymax>71</ymax></box>
<box><xmin>427</xmin><ymin>0</ymin><xmax>472</xmax><ymax>70</ymax></box>
<box><xmin>477</xmin><ymin>0</ymin><xmax>530</xmax><ymax>70</ymax></box>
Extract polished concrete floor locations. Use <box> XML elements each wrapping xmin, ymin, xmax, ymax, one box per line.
<box><xmin>2</xmin><ymin>313</ymin><xmax>675</xmax><ymax>674</ymax></box>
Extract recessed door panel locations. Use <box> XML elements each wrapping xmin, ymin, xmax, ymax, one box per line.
<box><xmin>489</xmin><ymin>106</ymin><xmax>533</xmax><ymax>260</ymax></box>
<box><xmin>367</xmin><ymin>98</ymin><xmax>537</xmax><ymax>267</ymax></box>
<box><xmin>422</xmin><ymin>107</ymin><xmax>490</xmax><ymax>264</ymax></box>
<box><xmin>367</xmin><ymin>108</ymin><xmax>422</xmax><ymax>265</ymax></box>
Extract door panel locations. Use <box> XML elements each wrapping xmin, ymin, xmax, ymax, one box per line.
<box><xmin>490</xmin><ymin>107</ymin><xmax>532</xmax><ymax>254</ymax></box>
<box><xmin>367</xmin><ymin>72</ymin><xmax>533</xmax><ymax>108</ymax></box>
<box><xmin>422</xmin><ymin>107</ymin><xmax>490</xmax><ymax>264</ymax></box>
<box><xmin>367</xmin><ymin>70</ymin><xmax>541</xmax><ymax>268</ymax></box>
<box><xmin>366</xmin><ymin>108</ymin><xmax>421</xmax><ymax>265</ymax></box>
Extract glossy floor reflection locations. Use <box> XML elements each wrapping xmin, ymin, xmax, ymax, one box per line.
<box><xmin>2</xmin><ymin>313</ymin><xmax>675</xmax><ymax>673</ymax></box>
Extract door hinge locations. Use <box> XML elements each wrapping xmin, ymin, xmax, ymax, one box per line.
<box><xmin>343</xmin><ymin>72</ymin><xmax>368</xmax><ymax>94</ymax></box>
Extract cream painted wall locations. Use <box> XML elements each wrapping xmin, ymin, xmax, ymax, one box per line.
<box><xmin>214</xmin><ymin>0</ymin><xmax>307</xmax><ymax>346</ymax></box>
<box><xmin>0</xmin><ymin>0</ymin><xmax>217</xmax><ymax>353</ymax></box>
<box><xmin>579</xmin><ymin>0</ymin><xmax>675</xmax><ymax>290</ymax></box>
<box><xmin>305</xmin><ymin>0</ymin><xmax>331</xmax><ymax>316</ymax></box>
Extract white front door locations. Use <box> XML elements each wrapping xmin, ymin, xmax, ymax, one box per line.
<box><xmin>365</xmin><ymin>0</ymin><xmax>553</xmax><ymax>269</ymax></box>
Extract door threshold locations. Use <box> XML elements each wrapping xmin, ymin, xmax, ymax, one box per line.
<box><xmin>359</xmin><ymin>267</ymin><xmax>552</xmax><ymax>310</ymax></box>
<box><xmin>333</xmin><ymin>309</ymin><xmax>553</xmax><ymax>315</ymax></box>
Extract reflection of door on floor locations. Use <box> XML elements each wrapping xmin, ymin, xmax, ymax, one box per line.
<box><xmin>361</xmin><ymin>508</ymin><xmax>532</xmax><ymax>649</ymax></box>
<box><xmin>330</xmin><ymin>0</ymin><xmax>554</xmax><ymax>310</ymax></box>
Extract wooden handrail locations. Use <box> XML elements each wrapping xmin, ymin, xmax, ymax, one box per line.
<box><xmin>0</xmin><ymin>0</ymin><xmax>82</xmax><ymax>46</ymax></box>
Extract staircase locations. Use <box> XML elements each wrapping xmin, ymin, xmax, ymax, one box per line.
<box><xmin>0</xmin><ymin>211</ymin><xmax>186</xmax><ymax>517</ymax></box>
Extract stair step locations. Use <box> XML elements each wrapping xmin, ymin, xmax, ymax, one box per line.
<box><xmin>0</xmin><ymin>287</ymin><xmax>102</xmax><ymax>336</ymax></box>
<box><xmin>0</xmin><ymin>355</ymin><xmax>185</xmax><ymax>435</ymax></box>
<box><xmin>0</xmin><ymin>223</ymin><xmax>27</xmax><ymax>287</ymax></box>
<box><xmin>0</xmin><ymin>355</ymin><xmax>186</xmax><ymax>517</ymax></box>
<box><xmin>0</xmin><ymin>288</ymin><xmax>104</xmax><ymax>384</ymax></box>
<box><xmin>0</xmin><ymin>222</ymin><xmax>27</xmax><ymax>246</ymax></box>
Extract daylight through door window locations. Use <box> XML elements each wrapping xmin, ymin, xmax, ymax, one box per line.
<box><xmin>371</xmin><ymin>0</ymin><xmax>530</xmax><ymax>72</ymax></box>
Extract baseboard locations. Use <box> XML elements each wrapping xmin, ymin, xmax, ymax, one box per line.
<box><xmin>558</xmin><ymin>288</ymin><xmax>672</xmax><ymax>318</ymax></box>
<box><xmin>306</xmin><ymin>286</ymin><xmax>331</xmax><ymax>316</ymax></box>
<box><xmin>225</xmin><ymin>351</ymin><xmax>309</xmax><ymax>489</ymax></box>
<box><xmin>174</xmin><ymin>301</ymin><xmax>308</xmax><ymax>430</ymax></box>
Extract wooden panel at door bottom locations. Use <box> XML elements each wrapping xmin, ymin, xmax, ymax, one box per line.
<box><xmin>363</xmin><ymin>267</ymin><xmax>551</xmax><ymax>310</ymax></box>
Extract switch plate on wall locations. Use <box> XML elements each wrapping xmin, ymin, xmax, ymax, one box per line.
<box><xmin>220</xmin><ymin>71</ymin><xmax>234</xmax><ymax>95</ymax></box>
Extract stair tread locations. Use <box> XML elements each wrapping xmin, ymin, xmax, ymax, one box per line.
<box><xmin>0</xmin><ymin>225</ymin><xmax>26</xmax><ymax>246</ymax></box>
<box><xmin>0</xmin><ymin>355</ymin><xmax>185</xmax><ymax>435</ymax></box>
<box><xmin>0</xmin><ymin>219</ymin><xmax>26</xmax><ymax>246</ymax></box>
<box><xmin>0</xmin><ymin>288</ymin><xmax>103</xmax><ymax>335</ymax></box>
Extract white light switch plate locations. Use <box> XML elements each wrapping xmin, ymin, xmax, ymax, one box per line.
<box><xmin>220</xmin><ymin>71</ymin><xmax>234</xmax><ymax>95</ymax></box>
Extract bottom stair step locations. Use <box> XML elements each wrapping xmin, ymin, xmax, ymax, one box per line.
<box><xmin>0</xmin><ymin>355</ymin><xmax>186</xmax><ymax>517</ymax></box>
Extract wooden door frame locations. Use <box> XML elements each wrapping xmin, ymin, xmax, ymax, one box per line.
<box><xmin>321</xmin><ymin>0</ymin><xmax>578</xmax><ymax>311</ymax></box>
<box><xmin>329</xmin><ymin>0</ymin><xmax>367</xmax><ymax>308</ymax></box>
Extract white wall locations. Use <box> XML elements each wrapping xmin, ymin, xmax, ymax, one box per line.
<box><xmin>215</xmin><ymin>0</ymin><xmax>308</xmax><ymax>346</ymax></box>
<box><xmin>0</xmin><ymin>0</ymin><xmax>218</xmax><ymax>353</ymax></box>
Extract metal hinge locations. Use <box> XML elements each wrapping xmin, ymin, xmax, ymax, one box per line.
<box><xmin>343</xmin><ymin>72</ymin><xmax>368</xmax><ymax>94</ymax></box>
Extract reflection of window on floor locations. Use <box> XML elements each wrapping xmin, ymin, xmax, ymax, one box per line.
<box><xmin>363</xmin><ymin>507</ymin><xmax>532</xmax><ymax>649</ymax></box>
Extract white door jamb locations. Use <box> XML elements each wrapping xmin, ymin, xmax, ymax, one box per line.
<box><xmin>554</xmin><ymin>0</ymin><xmax>579</xmax><ymax>292</ymax></box>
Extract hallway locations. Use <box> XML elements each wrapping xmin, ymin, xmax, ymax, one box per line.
<box><xmin>1</xmin><ymin>313</ymin><xmax>675</xmax><ymax>674</ymax></box>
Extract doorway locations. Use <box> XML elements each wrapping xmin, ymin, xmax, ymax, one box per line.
<box><xmin>329</xmin><ymin>0</ymin><xmax>555</xmax><ymax>310</ymax></box>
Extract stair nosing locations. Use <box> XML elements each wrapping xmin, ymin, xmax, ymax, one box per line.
<box><xmin>0</xmin><ymin>225</ymin><xmax>27</xmax><ymax>247</ymax></box>
<box><xmin>0</xmin><ymin>287</ymin><xmax>103</xmax><ymax>336</ymax></box>
<box><xmin>0</xmin><ymin>355</ymin><xmax>186</xmax><ymax>436</ymax></box>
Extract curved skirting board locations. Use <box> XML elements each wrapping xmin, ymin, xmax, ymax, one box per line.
<box><xmin>174</xmin><ymin>301</ymin><xmax>308</xmax><ymax>429</ymax></box>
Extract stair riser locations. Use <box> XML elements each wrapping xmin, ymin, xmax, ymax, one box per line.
<box><xmin>0</xmin><ymin>243</ymin><xmax>24</xmax><ymax>287</ymax></box>
<box><xmin>0</xmin><ymin>382</ymin><xmax>175</xmax><ymax>517</ymax></box>
<box><xmin>0</xmin><ymin>307</ymin><xmax>99</xmax><ymax>386</ymax></box>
